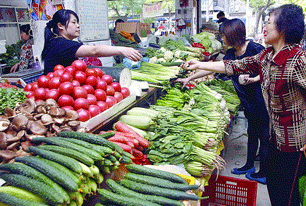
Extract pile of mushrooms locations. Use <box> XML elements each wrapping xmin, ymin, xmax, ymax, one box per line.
<box><xmin>0</xmin><ymin>98</ymin><xmax>85</xmax><ymax>163</ymax></box>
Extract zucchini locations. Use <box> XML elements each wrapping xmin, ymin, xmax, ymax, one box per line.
<box><xmin>97</xmin><ymin>189</ymin><xmax>161</xmax><ymax>206</ymax></box>
<box><xmin>38</xmin><ymin>145</ymin><xmax>94</xmax><ymax>166</ymax></box>
<box><xmin>106</xmin><ymin>179</ymin><xmax>184</xmax><ymax>206</ymax></box>
<box><xmin>126</xmin><ymin>164</ymin><xmax>188</xmax><ymax>184</ymax></box>
<box><xmin>0</xmin><ymin>192</ymin><xmax>48</xmax><ymax>206</ymax></box>
<box><xmin>124</xmin><ymin>173</ymin><xmax>200</xmax><ymax>191</ymax></box>
<box><xmin>15</xmin><ymin>156</ymin><xmax>78</xmax><ymax>192</ymax></box>
<box><xmin>120</xmin><ymin>179</ymin><xmax>200</xmax><ymax>201</ymax></box>
<box><xmin>0</xmin><ymin>163</ymin><xmax>70</xmax><ymax>202</ymax></box>
<box><xmin>27</xmin><ymin>146</ymin><xmax>83</xmax><ymax>173</ymax></box>
<box><xmin>32</xmin><ymin>137</ymin><xmax>103</xmax><ymax>161</ymax></box>
<box><xmin>0</xmin><ymin>186</ymin><xmax>45</xmax><ymax>203</ymax></box>
<box><xmin>0</xmin><ymin>173</ymin><xmax>64</xmax><ymax>205</ymax></box>
<box><xmin>57</xmin><ymin>131</ymin><xmax>123</xmax><ymax>153</ymax></box>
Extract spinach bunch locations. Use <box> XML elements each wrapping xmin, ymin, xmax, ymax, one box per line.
<box><xmin>0</xmin><ymin>88</ymin><xmax>27</xmax><ymax>114</ymax></box>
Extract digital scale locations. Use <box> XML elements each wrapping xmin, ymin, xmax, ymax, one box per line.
<box><xmin>0</xmin><ymin>69</ymin><xmax>43</xmax><ymax>87</ymax></box>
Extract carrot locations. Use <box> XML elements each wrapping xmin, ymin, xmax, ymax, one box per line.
<box><xmin>136</xmin><ymin>145</ymin><xmax>144</xmax><ymax>151</ymax></box>
<box><xmin>108</xmin><ymin>134</ymin><xmax>129</xmax><ymax>144</ymax></box>
<box><xmin>126</xmin><ymin>141</ymin><xmax>135</xmax><ymax>148</ymax></box>
<box><xmin>131</xmin><ymin>148</ymin><xmax>144</xmax><ymax>158</ymax></box>
<box><xmin>114</xmin><ymin>121</ymin><xmax>150</xmax><ymax>148</ymax></box>
<box><xmin>109</xmin><ymin>141</ymin><xmax>132</xmax><ymax>153</ymax></box>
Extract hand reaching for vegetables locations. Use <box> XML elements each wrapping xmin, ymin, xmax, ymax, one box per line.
<box><xmin>181</xmin><ymin>59</ymin><xmax>201</xmax><ymax>70</ymax></box>
<box><xmin>120</xmin><ymin>47</ymin><xmax>143</xmax><ymax>62</ymax></box>
<box><xmin>175</xmin><ymin>77</ymin><xmax>190</xmax><ymax>87</ymax></box>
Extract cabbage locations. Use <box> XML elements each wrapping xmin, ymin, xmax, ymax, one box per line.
<box><xmin>201</xmin><ymin>39</ymin><xmax>212</xmax><ymax>48</ymax></box>
<box><xmin>211</xmin><ymin>39</ymin><xmax>222</xmax><ymax>51</ymax></box>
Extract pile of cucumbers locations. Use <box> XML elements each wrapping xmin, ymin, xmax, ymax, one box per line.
<box><xmin>0</xmin><ymin>131</ymin><xmax>132</xmax><ymax>206</ymax></box>
<box><xmin>97</xmin><ymin>164</ymin><xmax>201</xmax><ymax>206</ymax></box>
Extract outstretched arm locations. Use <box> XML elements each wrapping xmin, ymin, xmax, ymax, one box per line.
<box><xmin>182</xmin><ymin>59</ymin><xmax>226</xmax><ymax>73</ymax></box>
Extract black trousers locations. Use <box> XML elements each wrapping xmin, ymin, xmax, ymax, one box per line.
<box><xmin>267</xmin><ymin>142</ymin><xmax>306</xmax><ymax>206</ymax></box>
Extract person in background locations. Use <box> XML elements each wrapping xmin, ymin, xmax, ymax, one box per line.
<box><xmin>10</xmin><ymin>24</ymin><xmax>34</xmax><ymax>73</ymax></box>
<box><xmin>113</xmin><ymin>19</ymin><xmax>124</xmax><ymax>32</ymax></box>
<box><xmin>216</xmin><ymin>11</ymin><xmax>228</xmax><ymax>24</ymax></box>
<box><xmin>182</xmin><ymin>4</ymin><xmax>306</xmax><ymax>205</ymax></box>
<box><xmin>42</xmin><ymin>9</ymin><xmax>141</xmax><ymax>75</ymax></box>
<box><xmin>177</xmin><ymin>18</ymin><xmax>269</xmax><ymax>184</ymax></box>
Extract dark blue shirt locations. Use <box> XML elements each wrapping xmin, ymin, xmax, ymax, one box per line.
<box><xmin>42</xmin><ymin>37</ymin><xmax>83</xmax><ymax>75</ymax></box>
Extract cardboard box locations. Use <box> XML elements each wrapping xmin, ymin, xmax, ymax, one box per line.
<box><xmin>116</xmin><ymin>22</ymin><xmax>151</xmax><ymax>37</ymax></box>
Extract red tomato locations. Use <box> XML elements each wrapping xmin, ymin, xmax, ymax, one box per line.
<box><xmin>62</xmin><ymin>106</ymin><xmax>75</xmax><ymax>111</ymax></box>
<box><xmin>24</xmin><ymin>83</ymin><xmax>32</xmax><ymax>92</ymax></box>
<box><xmin>93</xmin><ymin>68</ymin><xmax>104</xmax><ymax>77</ymax></box>
<box><xmin>87</xmin><ymin>94</ymin><xmax>97</xmax><ymax>105</ymax></box>
<box><xmin>37</xmin><ymin>75</ymin><xmax>50</xmax><ymax>88</ymax></box>
<box><xmin>77</xmin><ymin>109</ymin><xmax>91</xmax><ymax>122</ymax></box>
<box><xmin>111</xmin><ymin>82</ymin><xmax>121</xmax><ymax>92</ymax></box>
<box><xmin>46</xmin><ymin>72</ymin><xmax>54</xmax><ymax>79</ymax></box>
<box><xmin>73</xmin><ymin>86</ymin><xmax>87</xmax><ymax>99</ymax></box>
<box><xmin>64</xmin><ymin>66</ymin><xmax>76</xmax><ymax>76</ymax></box>
<box><xmin>114</xmin><ymin>92</ymin><xmax>123</xmax><ymax>102</ymax></box>
<box><xmin>105</xmin><ymin>96</ymin><xmax>117</xmax><ymax>108</ymax></box>
<box><xmin>74</xmin><ymin>71</ymin><xmax>87</xmax><ymax>84</ymax></box>
<box><xmin>85</xmin><ymin>69</ymin><xmax>97</xmax><ymax>77</ymax></box>
<box><xmin>74</xmin><ymin>98</ymin><xmax>89</xmax><ymax>110</ymax></box>
<box><xmin>26</xmin><ymin>91</ymin><xmax>35</xmax><ymax>98</ymax></box>
<box><xmin>59</xmin><ymin>82</ymin><xmax>74</xmax><ymax>95</ymax></box>
<box><xmin>45</xmin><ymin>89</ymin><xmax>60</xmax><ymax>100</ymax></box>
<box><xmin>121</xmin><ymin>87</ymin><xmax>130</xmax><ymax>98</ymax></box>
<box><xmin>82</xmin><ymin>85</ymin><xmax>95</xmax><ymax>94</ymax></box>
<box><xmin>97</xmin><ymin>101</ymin><xmax>108</xmax><ymax>112</ymax></box>
<box><xmin>35</xmin><ymin>88</ymin><xmax>46</xmax><ymax>100</ymax></box>
<box><xmin>72</xmin><ymin>80</ymin><xmax>81</xmax><ymax>87</ymax></box>
<box><xmin>101</xmin><ymin>75</ymin><xmax>113</xmax><ymax>85</ymax></box>
<box><xmin>54</xmin><ymin>64</ymin><xmax>65</xmax><ymax>71</ymax></box>
<box><xmin>53</xmin><ymin>69</ymin><xmax>64</xmax><ymax>77</ymax></box>
<box><xmin>94</xmin><ymin>89</ymin><xmax>106</xmax><ymax>101</ymax></box>
<box><xmin>60</xmin><ymin>72</ymin><xmax>73</xmax><ymax>82</ymax></box>
<box><xmin>88</xmin><ymin>105</ymin><xmax>101</xmax><ymax>117</ymax></box>
<box><xmin>31</xmin><ymin>82</ymin><xmax>39</xmax><ymax>91</ymax></box>
<box><xmin>48</xmin><ymin>77</ymin><xmax>61</xmax><ymax>89</ymax></box>
<box><xmin>106</xmin><ymin>85</ymin><xmax>115</xmax><ymax>96</ymax></box>
<box><xmin>58</xmin><ymin>95</ymin><xmax>74</xmax><ymax>107</ymax></box>
<box><xmin>86</xmin><ymin>76</ymin><xmax>97</xmax><ymax>87</ymax></box>
<box><xmin>96</xmin><ymin>80</ymin><xmax>107</xmax><ymax>90</ymax></box>
<box><xmin>72</xmin><ymin>60</ymin><xmax>87</xmax><ymax>72</ymax></box>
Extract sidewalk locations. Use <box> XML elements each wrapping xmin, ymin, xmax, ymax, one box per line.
<box><xmin>219</xmin><ymin>111</ymin><xmax>271</xmax><ymax>206</ymax></box>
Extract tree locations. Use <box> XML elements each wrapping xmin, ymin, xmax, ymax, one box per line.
<box><xmin>108</xmin><ymin>0</ymin><xmax>144</xmax><ymax>20</ymax></box>
<box><xmin>279</xmin><ymin>0</ymin><xmax>306</xmax><ymax>11</ymax></box>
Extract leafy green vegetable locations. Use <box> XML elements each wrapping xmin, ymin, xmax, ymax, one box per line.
<box><xmin>0</xmin><ymin>88</ymin><xmax>27</xmax><ymax>114</ymax></box>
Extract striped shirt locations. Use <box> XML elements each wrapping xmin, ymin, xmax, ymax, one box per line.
<box><xmin>224</xmin><ymin>44</ymin><xmax>306</xmax><ymax>152</ymax></box>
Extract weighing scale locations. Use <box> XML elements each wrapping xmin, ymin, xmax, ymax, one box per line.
<box><xmin>0</xmin><ymin>69</ymin><xmax>43</xmax><ymax>87</ymax></box>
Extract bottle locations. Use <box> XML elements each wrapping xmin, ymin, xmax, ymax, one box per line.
<box><xmin>33</xmin><ymin>57</ymin><xmax>41</xmax><ymax>71</ymax></box>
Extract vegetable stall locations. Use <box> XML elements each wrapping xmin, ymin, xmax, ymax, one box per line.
<box><xmin>0</xmin><ymin>30</ymin><xmax>242</xmax><ymax>206</ymax></box>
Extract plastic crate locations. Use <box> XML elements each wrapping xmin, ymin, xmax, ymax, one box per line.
<box><xmin>201</xmin><ymin>174</ymin><xmax>258</xmax><ymax>206</ymax></box>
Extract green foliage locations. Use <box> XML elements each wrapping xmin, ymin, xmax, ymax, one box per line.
<box><xmin>0</xmin><ymin>40</ymin><xmax>23</xmax><ymax>66</ymax></box>
<box><xmin>0</xmin><ymin>88</ymin><xmax>27</xmax><ymax>114</ymax></box>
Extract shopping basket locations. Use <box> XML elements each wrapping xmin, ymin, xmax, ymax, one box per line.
<box><xmin>201</xmin><ymin>174</ymin><xmax>258</xmax><ymax>206</ymax></box>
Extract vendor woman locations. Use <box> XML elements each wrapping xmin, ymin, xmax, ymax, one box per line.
<box><xmin>42</xmin><ymin>9</ymin><xmax>142</xmax><ymax>75</ymax></box>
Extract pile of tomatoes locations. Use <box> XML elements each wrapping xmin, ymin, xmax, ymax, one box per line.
<box><xmin>24</xmin><ymin>60</ymin><xmax>130</xmax><ymax>122</ymax></box>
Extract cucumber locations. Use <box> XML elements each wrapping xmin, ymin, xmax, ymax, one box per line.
<box><xmin>27</xmin><ymin>146</ymin><xmax>83</xmax><ymax>173</ymax></box>
<box><xmin>124</xmin><ymin>173</ymin><xmax>200</xmax><ymax>191</ymax></box>
<box><xmin>0</xmin><ymin>163</ymin><xmax>70</xmax><ymax>202</ymax></box>
<box><xmin>62</xmin><ymin>138</ymin><xmax>111</xmax><ymax>155</ymax></box>
<box><xmin>38</xmin><ymin>145</ymin><xmax>95</xmax><ymax>166</ymax></box>
<box><xmin>122</xmin><ymin>151</ymin><xmax>133</xmax><ymax>158</ymax></box>
<box><xmin>0</xmin><ymin>186</ymin><xmax>46</xmax><ymax>203</ymax></box>
<box><xmin>32</xmin><ymin>137</ymin><xmax>103</xmax><ymax>161</ymax></box>
<box><xmin>120</xmin><ymin>155</ymin><xmax>132</xmax><ymax>164</ymax></box>
<box><xmin>120</xmin><ymin>179</ymin><xmax>200</xmax><ymax>201</ymax></box>
<box><xmin>15</xmin><ymin>156</ymin><xmax>78</xmax><ymax>192</ymax></box>
<box><xmin>0</xmin><ymin>192</ymin><xmax>48</xmax><ymax>206</ymax></box>
<box><xmin>161</xmin><ymin>62</ymin><xmax>183</xmax><ymax>66</ymax></box>
<box><xmin>0</xmin><ymin>173</ymin><xmax>64</xmax><ymax>205</ymax></box>
<box><xmin>126</xmin><ymin>164</ymin><xmax>188</xmax><ymax>184</ymax></box>
<box><xmin>57</xmin><ymin>131</ymin><xmax>123</xmax><ymax>153</ymax></box>
<box><xmin>106</xmin><ymin>179</ymin><xmax>184</xmax><ymax>206</ymax></box>
<box><xmin>97</xmin><ymin>189</ymin><xmax>161</xmax><ymax>206</ymax></box>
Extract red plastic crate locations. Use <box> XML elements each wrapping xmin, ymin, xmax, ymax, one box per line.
<box><xmin>201</xmin><ymin>174</ymin><xmax>258</xmax><ymax>206</ymax></box>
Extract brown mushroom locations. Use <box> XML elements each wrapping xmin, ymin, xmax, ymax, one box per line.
<box><xmin>41</xmin><ymin>114</ymin><xmax>54</xmax><ymax>125</ymax></box>
<box><xmin>25</xmin><ymin>133</ymin><xmax>44</xmax><ymax>141</ymax></box>
<box><xmin>7</xmin><ymin>141</ymin><xmax>20</xmax><ymax>150</ymax></box>
<box><xmin>16</xmin><ymin>148</ymin><xmax>31</xmax><ymax>157</ymax></box>
<box><xmin>53</xmin><ymin>117</ymin><xmax>65</xmax><ymax>124</ymax></box>
<box><xmin>29</xmin><ymin>121</ymin><xmax>48</xmax><ymax>135</ymax></box>
<box><xmin>0</xmin><ymin>150</ymin><xmax>17</xmax><ymax>162</ymax></box>
<box><xmin>36</xmin><ymin>105</ymin><xmax>47</xmax><ymax>114</ymax></box>
<box><xmin>0</xmin><ymin>119</ymin><xmax>10</xmax><ymax>132</ymax></box>
<box><xmin>65</xmin><ymin>110</ymin><xmax>79</xmax><ymax>121</ymax></box>
<box><xmin>6</xmin><ymin>130</ymin><xmax>24</xmax><ymax>143</ymax></box>
<box><xmin>51</xmin><ymin>123</ymin><xmax>61</xmax><ymax>134</ymax></box>
<box><xmin>19</xmin><ymin>99</ymin><xmax>36</xmax><ymax>114</ymax></box>
<box><xmin>45</xmin><ymin>99</ymin><xmax>58</xmax><ymax>107</ymax></box>
<box><xmin>21</xmin><ymin>140</ymin><xmax>34</xmax><ymax>150</ymax></box>
<box><xmin>0</xmin><ymin>132</ymin><xmax>7</xmax><ymax>149</ymax></box>
<box><xmin>77</xmin><ymin>127</ymin><xmax>87</xmax><ymax>133</ymax></box>
<box><xmin>49</xmin><ymin>107</ymin><xmax>66</xmax><ymax>117</ymax></box>
<box><xmin>11</xmin><ymin>114</ymin><xmax>29</xmax><ymax>131</ymax></box>
<box><xmin>67</xmin><ymin>121</ymin><xmax>80</xmax><ymax>129</ymax></box>
<box><xmin>35</xmin><ymin>100</ymin><xmax>46</xmax><ymax>107</ymax></box>
<box><xmin>4</xmin><ymin>107</ymin><xmax>16</xmax><ymax>117</ymax></box>
<box><xmin>59</xmin><ymin>125</ymin><xmax>73</xmax><ymax>132</ymax></box>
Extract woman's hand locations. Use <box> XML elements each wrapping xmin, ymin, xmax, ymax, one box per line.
<box><xmin>300</xmin><ymin>145</ymin><xmax>306</xmax><ymax>152</ymax></box>
<box><xmin>240</xmin><ymin>75</ymin><xmax>260</xmax><ymax>85</ymax></box>
<box><xmin>175</xmin><ymin>77</ymin><xmax>190</xmax><ymax>87</ymax></box>
<box><xmin>181</xmin><ymin>59</ymin><xmax>201</xmax><ymax>70</ymax></box>
<box><xmin>10</xmin><ymin>63</ymin><xmax>19</xmax><ymax>73</ymax></box>
<box><xmin>120</xmin><ymin>47</ymin><xmax>142</xmax><ymax>62</ymax></box>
